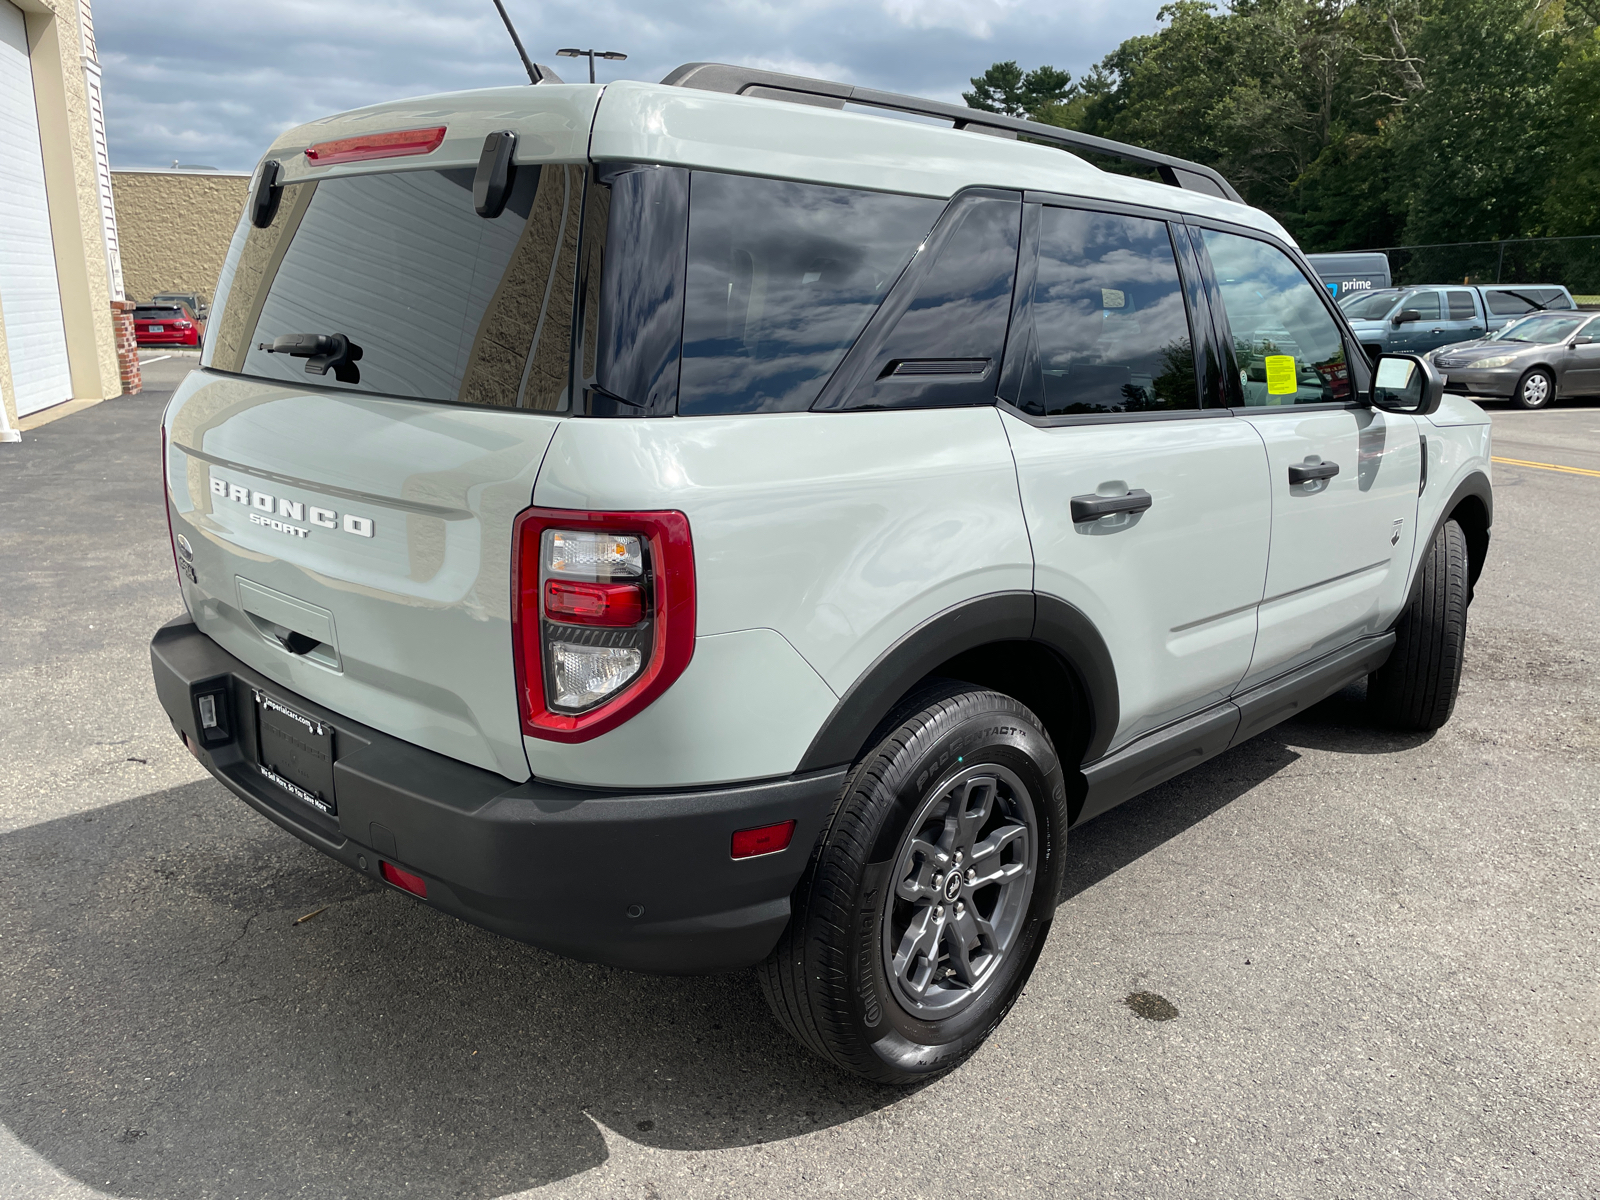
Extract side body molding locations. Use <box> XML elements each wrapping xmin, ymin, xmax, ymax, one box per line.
<box><xmin>795</xmin><ymin>592</ymin><xmax>1121</xmax><ymax>773</ymax></box>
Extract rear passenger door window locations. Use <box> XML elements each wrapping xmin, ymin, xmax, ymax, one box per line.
<box><xmin>1016</xmin><ymin>207</ymin><xmax>1199</xmax><ymax>416</ymax></box>
<box><xmin>1199</xmin><ymin>228</ymin><xmax>1353</xmax><ymax>405</ymax></box>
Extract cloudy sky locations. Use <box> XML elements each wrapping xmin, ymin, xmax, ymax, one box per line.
<box><xmin>95</xmin><ymin>0</ymin><xmax>1168</xmax><ymax>171</ymax></box>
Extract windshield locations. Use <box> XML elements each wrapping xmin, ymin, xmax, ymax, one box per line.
<box><xmin>1491</xmin><ymin>314</ymin><xmax>1589</xmax><ymax>344</ymax></box>
<box><xmin>1339</xmin><ymin>290</ymin><xmax>1405</xmax><ymax>319</ymax></box>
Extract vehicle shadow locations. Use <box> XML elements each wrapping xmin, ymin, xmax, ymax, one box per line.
<box><xmin>0</xmin><ymin>782</ymin><xmax>901</xmax><ymax>1200</ymax></box>
<box><xmin>1061</xmin><ymin>682</ymin><xmax>1433</xmax><ymax>901</ymax></box>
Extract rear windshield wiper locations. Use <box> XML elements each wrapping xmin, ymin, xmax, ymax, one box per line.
<box><xmin>257</xmin><ymin>333</ymin><xmax>364</xmax><ymax>384</ymax></box>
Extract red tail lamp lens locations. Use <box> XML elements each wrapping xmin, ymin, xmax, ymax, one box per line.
<box><xmin>511</xmin><ymin>507</ymin><xmax>695</xmax><ymax>743</ymax></box>
<box><xmin>305</xmin><ymin>126</ymin><xmax>447</xmax><ymax>165</ymax></box>
<box><xmin>380</xmin><ymin>861</ymin><xmax>428</xmax><ymax>897</ymax></box>
<box><xmin>731</xmin><ymin>820</ymin><xmax>796</xmax><ymax>860</ymax></box>
<box><xmin>544</xmin><ymin>579</ymin><xmax>645</xmax><ymax>626</ymax></box>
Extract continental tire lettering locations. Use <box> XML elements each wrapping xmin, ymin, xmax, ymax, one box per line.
<box><xmin>857</xmin><ymin>887</ymin><xmax>882</xmax><ymax>1027</ymax></box>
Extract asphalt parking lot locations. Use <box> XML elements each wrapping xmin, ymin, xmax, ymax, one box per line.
<box><xmin>1</xmin><ymin>359</ymin><xmax>1595</xmax><ymax>1199</ymax></box>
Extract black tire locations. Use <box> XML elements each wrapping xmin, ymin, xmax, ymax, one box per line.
<box><xmin>1512</xmin><ymin>366</ymin><xmax>1555</xmax><ymax>409</ymax></box>
<box><xmin>1369</xmin><ymin>518</ymin><xmax>1469</xmax><ymax>730</ymax></box>
<box><xmin>758</xmin><ymin>681</ymin><xmax>1069</xmax><ymax>1085</ymax></box>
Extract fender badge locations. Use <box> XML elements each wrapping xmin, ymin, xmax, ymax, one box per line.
<box><xmin>1391</xmin><ymin>518</ymin><xmax>1405</xmax><ymax>546</ymax></box>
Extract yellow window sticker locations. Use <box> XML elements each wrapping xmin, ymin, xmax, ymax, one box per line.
<box><xmin>1264</xmin><ymin>355</ymin><xmax>1297</xmax><ymax>395</ymax></box>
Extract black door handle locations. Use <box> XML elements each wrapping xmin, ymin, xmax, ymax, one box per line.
<box><xmin>1071</xmin><ymin>489</ymin><xmax>1153</xmax><ymax>522</ymax></box>
<box><xmin>1288</xmin><ymin>461</ymin><xmax>1340</xmax><ymax>484</ymax></box>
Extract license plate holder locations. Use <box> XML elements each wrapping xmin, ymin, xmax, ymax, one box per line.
<box><xmin>253</xmin><ymin>690</ymin><xmax>337</xmax><ymax>816</ymax></box>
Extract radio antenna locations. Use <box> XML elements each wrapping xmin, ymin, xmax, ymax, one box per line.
<box><xmin>489</xmin><ymin>0</ymin><xmax>542</xmax><ymax>84</ymax></box>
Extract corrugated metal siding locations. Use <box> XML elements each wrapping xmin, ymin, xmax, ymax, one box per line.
<box><xmin>0</xmin><ymin>0</ymin><xmax>75</xmax><ymax>416</ymax></box>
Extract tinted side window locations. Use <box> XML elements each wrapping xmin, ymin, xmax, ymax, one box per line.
<box><xmin>209</xmin><ymin>166</ymin><xmax>579</xmax><ymax>408</ymax></box>
<box><xmin>1487</xmin><ymin>289</ymin><xmax>1536</xmax><ymax>316</ymax></box>
<box><xmin>1017</xmin><ymin>208</ymin><xmax>1198</xmax><ymax>416</ymax></box>
<box><xmin>1201</xmin><ymin>229</ymin><xmax>1352</xmax><ymax>406</ymax></box>
<box><xmin>1406</xmin><ymin>290</ymin><xmax>1442</xmax><ymax>320</ymax></box>
<box><xmin>1447</xmin><ymin>290</ymin><xmax>1477</xmax><ymax>319</ymax></box>
<box><xmin>832</xmin><ymin>192</ymin><xmax>1021</xmax><ymax>410</ymax></box>
<box><xmin>678</xmin><ymin>175</ymin><xmax>942</xmax><ymax>416</ymax></box>
<box><xmin>589</xmin><ymin>166</ymin><xmax>689</xmax><ymax>415</ymax></box>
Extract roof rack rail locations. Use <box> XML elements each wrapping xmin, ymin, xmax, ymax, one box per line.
<box><xmin>659</xmin><ymin>62</ymin><xmax>1243</xmax><ymax>205</ymax></box>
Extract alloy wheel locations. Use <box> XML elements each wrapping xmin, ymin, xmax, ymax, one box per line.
<box><xmin>882</xmin><ymin>763</ymin><xmax>1037</xmax><ymax>1019</ymax></box>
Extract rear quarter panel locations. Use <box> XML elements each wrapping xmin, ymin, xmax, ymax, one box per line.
<box><xmin>527</xmin><ymin>408</ymin><xmax>1034</xmax><ymax>787</ymax></box>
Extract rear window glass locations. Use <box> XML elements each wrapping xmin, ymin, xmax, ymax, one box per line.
<box><xmin>134</xmin><ymin>307</ymin><xmax>185</xmax><ymax>318</ymax></box>
<box><xmin>205</xmin><ymin>165</ymin><xmax>581</xmax><ymax>409</ymax></box>
<box><xmin>1447</xmin><ymin>290</ymin><xmax>1476</xmax><ymax>319</ymax></box>
<box><xmin>678</xmin><ymin>175</ymin><xmax>942</xmax><ymax>415</ymax></box>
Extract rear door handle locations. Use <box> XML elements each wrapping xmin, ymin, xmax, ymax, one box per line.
<box><xmin>1288</xmin><ymin>461</ymin><xmax>1340</xmax><ymax>484</ymax></box>
<box><xmin>1071</xmin><ymin>489</ymin><xmax>1153</xmax><ymax>522</ymax></box>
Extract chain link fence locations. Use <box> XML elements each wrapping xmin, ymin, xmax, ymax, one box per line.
<box><xmin>1380</xmin><ymin>235</ymin><xmax>1600</xmax><ymax>301</ymax></box>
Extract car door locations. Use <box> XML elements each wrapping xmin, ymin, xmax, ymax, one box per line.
<box><xmin>1442</xmin><ymin>288</ymin><xmax>1485</xmax><ymax>347</ymax></box>
<box><xmin>1001</xmin><ymin>201</ymin><xmax>1271</xmax><ymax>752</ymax></box>
<box><xmin>1390</xmin><ymin>288</ymin><xmax>1445</xmax><ymax>353</ymax></box>
<box><xmin>1559</xmin><ymin>316</ymin><xmax>1600</xmax><ymax>395</ymax></box>
<box><xmin>1194</xmin><ymin>225</ymin><xmax>1421</xmax><ymax>686</ymax></box>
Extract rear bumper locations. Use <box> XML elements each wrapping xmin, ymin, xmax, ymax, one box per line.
<box><xmin>136</xmin><ymin>331</ymin><xmax>200</xmax><ymax>346</ymax></box>
<box><xmin>150</xmin><ymin>616</ymin><xmax>843</xmax><ymax>974</ymax></box>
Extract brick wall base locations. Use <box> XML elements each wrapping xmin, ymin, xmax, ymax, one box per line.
<box><xmin>112</xmin><ymin>300</ymin><xmax>141</xmax><ymax>396</ymax></box>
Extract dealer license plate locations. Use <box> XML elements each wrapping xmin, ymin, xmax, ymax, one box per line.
<box><xmin>253</xmin><ymin>690</ymin><xmax>336</xmax><ymax>815</ymax></box>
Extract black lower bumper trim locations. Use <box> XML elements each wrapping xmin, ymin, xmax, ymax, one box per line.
<box><xmin>151</xmin><ymin>616</ymin><xmax>844</xmax><ymax>974</ymax></box>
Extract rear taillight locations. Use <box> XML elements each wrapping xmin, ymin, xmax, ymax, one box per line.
<box><xmin>305</xmin><ymin>126</ymin><xmax>447</xmax><ymax>165</ymax></box>
<box><xmin>512</xmin><ymin>507</ymin><xmax>695</xmax><ymax>742</ymax></box>
<box><xmin>173</xmin><ymin>320</ymin><xmax>192</xmax><ymax>329</ymax></box>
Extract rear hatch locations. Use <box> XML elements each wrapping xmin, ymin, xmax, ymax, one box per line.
<box><xmin>163</xmin><ymin>90</ymin><xmax>598</xmax><ymax>780</ymax></box>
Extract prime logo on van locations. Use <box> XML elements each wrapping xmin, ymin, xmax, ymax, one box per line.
<box><xmin>209</xmin><ymin>476</ymin><xmax>375</xmax><ymax>539</ymax></box>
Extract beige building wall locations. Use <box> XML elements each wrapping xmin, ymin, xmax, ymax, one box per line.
<box><xmin>113</xmin><ymin>170</ymin><xmax>249</xmax><ymax>304</ymax></box>
<box><xmin>1</xmin><ymin>0</ymin><xmax>125</xmax><ymax>436</ymax></box>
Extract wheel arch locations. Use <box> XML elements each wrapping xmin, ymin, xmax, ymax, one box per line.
<box><xmin>795</xmin><ymin>593</ymin><xmax>1119</xmax><ymax>786</ymax></box>
<box><xmin>1426</xmin><ymin>470</ymin><xmax>1492</xmax><ymax>599</ymax></box>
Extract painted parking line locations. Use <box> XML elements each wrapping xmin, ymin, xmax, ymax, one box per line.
<box><xmin>138</xmin><ymin>355</ymin><xmax>172</xmax><ymax>365</ymax></box>
<box><xmin>1492</xmin><ymin>455</ymin><xmax>1600</xmax><ymax>478</ymax></box>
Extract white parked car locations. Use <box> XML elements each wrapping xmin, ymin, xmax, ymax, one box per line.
<box><xmin>152</xmin><ymin>64</ymin><xmax>1493</xmax><ymax>1084</ymax></box>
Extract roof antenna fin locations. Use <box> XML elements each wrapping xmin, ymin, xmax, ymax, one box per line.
<box><xmin>490</xmin><ymin>0</ymin><xmax>543</xmax><ymax>84</ymax></box>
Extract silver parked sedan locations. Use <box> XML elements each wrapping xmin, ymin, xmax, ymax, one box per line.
<box><xmin>1432</xmin><ymin>312</ymin><xmax>1600</xmax><ymax>409</ymax></box>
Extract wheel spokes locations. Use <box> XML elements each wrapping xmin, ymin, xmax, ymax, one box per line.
<box><xmin>895</xmin><ymin>836</ymin><xmax>949</xmax><ymax>903</ymax></box>
<box><xmin>952</xmin><ymin>776</ymin><xmax>998</xmax><ymax>854</ymax></box>
<box><xmin>891</xmin><ymin>904</ymin><xmax>945</xmax><ymax>999</ymax></box>
<box><xmin>968</xmin><ymin>823</ymin><xmax>1028</xmax><ymax>887</ymax></box>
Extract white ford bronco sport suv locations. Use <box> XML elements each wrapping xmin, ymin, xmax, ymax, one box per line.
<box><xmin>152</xmin><ymin>64</ymin><xmax>1493</xmax><ymax>1085</ymax></box>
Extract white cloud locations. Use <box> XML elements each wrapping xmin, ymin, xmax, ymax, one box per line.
<box><xmin>94</xmin><ymin>0</ymin><xmax>1162</xmax><ymax>169</ymax></box>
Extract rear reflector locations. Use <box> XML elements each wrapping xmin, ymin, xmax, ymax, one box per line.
<box><xmin>380</xmin><ymin>861</ymin><xmax>428</xmax><ymax>897</ymax></box>
<box><xmin>305</xmin><ymin>126</ymin><xmax>447</xmax><ymax>165</ymax></box>
<box><xmin>544</xmin><ymin>579</ymin><xmax>645</xmax><ymax>626</ymax></box>
<box><xmin>731</xmin><ymin>820</ymin><xmax>797</xmax><ymax>860</ymax></box>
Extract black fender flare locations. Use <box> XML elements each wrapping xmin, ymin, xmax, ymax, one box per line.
<box><xmin>1416</xmin><ymin>469</ymin><xmax>1492</xmax><ymax>599</ymax></box>
<box><xmin>795</xmin><ymin>592</ymin><xmax>1121</xmax><ymax>772</ymax></box>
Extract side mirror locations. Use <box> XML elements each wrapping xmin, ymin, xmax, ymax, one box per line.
<box><xmin>1573</xmin><ymin>334</ymin><xmax>1593</xmax><ymax>346</ymax></box>
<box><xmin>1392</xmin><ymin>309</ymin><xmax>1422</xmax><ymax>326</ymax></box>
<box><xmin>1371</xmin><ymin>353</ymin><xmax>1445</xmax><ymax>416</ymax></box>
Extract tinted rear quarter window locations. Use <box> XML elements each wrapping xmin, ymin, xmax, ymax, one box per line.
<box><xmin>678</xmin><ymin>174</ymin><xmax>942</xmax><ymax>415</ymax></box>
<box><xmin>1447</xmin><ymin>290</ymin><xmax>1476</xmax><ymax>319</ymax></box>
<box><xmin>206</xmin><ymin>163</ymin><xmax>581</xmax><ymax>409</ymax></box>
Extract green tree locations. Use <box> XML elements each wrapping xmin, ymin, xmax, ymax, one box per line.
<box><xmin>963</xmin><ymin>61</ymin><xmax>1075</xmax><ymax>118</ymax></box>
<box><xmin>965</xmin><ymin>0</ymin><xmax>1600</xmax><ymax>251</ymax></box>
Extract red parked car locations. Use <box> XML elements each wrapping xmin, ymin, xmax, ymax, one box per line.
<box><xmin>132</xmin><ymin>302</ymin><xmax>205</xmax><ymax>348</ymax></box>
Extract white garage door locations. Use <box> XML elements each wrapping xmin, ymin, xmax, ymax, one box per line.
<box><xmin>0</xmin><ymin>0</ymin><xmax>74</xmax><ymax>417</ymax></box>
